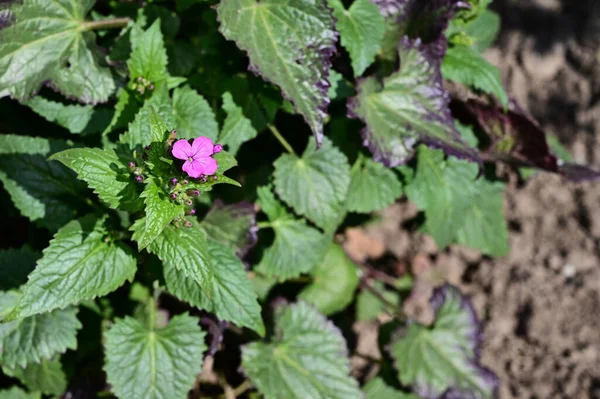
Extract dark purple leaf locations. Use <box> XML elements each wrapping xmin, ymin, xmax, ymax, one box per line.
<box><xmin>454</xmin><ymin>98</ymin><xmax>600</xmax><ymax>181</ymax></box>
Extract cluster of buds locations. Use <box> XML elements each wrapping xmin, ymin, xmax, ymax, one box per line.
<box><xmin>130</xmin><ymin>76</ymin><xmax>154</xmax><ymax>96</ymax></box>
<box><xmin>168</xmin><ymin>177</ymin><xmax>201</xmax><ymax>206</ymax></box>
<box><xmin>128</xmin><ymin>161</ymin><xmax>145</xmax><ymax>183</ymax></box>
<box><xmin>172</xmin><ymin>215</ymin><xmax>193</xmax><ymax>228</ymax></box>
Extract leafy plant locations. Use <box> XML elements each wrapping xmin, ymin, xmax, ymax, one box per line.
<box><xmin>0</xmin><ymin>0</ymin><xmax>597</xmax><ymax>398</ymax></box>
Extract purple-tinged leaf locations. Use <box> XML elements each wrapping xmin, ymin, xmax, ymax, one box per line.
<box><xmin>217</xmin><ymin>0</ymin><xmax>337</xmax><ymax>145</ymax></box>
<box><xmin>201</xmin><ymin>200</ymin><xmax>258</xmax><ymax>258</ymax></box>
<box><xmin>388</xmin><ymin>284</ymin><xmax>498</xmax><ymax>399</ymax></box>
<box><xmin>455</xmin><ymin>98</ymin><xmax>600</xmax><ymax>181</ymax></box>
<box><xmin>348</xmin><ymin>36</ymin><xmax>479</xmax><ymax>167</ymax></box>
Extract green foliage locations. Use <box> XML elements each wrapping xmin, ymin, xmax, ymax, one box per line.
<box><xmin>104</xmin><ymin>312</ymin><xmax>206</xmax><ymax>399</ymax></box>
<box><xmin>329</xmin><ymin>0</ymin><xmax>385</xmax><ymax>76</ymax></box>
<box><xmin>217</xmin><ymin>0</ymin><xmax>337</xmax><ymax>142</ymax></box>
<box><xmin>346</xmin><ymin>155</ymin><xmax>403</xmax><ymax>213</ymax></box>
<box><xmin>241</xmin><ymin>301</ymin><xmax>362</xmax><ymax>398</ymax></box>
<box><xmin>148</xmin><ymin>215</ymin><xmax>263</xmax><ymax>334</ymax></box>
<box><xmin>0</xmin><ymin>0</ymin><xmax>115</xmax><ymax>103</ymax></box>
<box><xmin>405</xmin><ymin>146</ymin><xmax>509</xmax><ymax>256</ymax></box>
<box><xmin>388</xmin><ymin>286</ymin><xmax>497</xmax><ymax>398</ymax></box>
<box><xmin>255</xmin><ymin>186</ymin><xmax>328</xmax><ymax>281</ymax></box>
<box><xmin>50</xmin><ymin>147</ymin><xmax>143</xmax><ymax>212</ymax></box>
<box><xmin>299</xmin><ymin>244</ymin><xmax>359</xmax><ymax>315</ymax></box>
<box><xmin>219</xmin><ymin>92</ymin><xmax>258</xmax><ymax>154</ymax></box>
<box><xmin>5</xmin><ymin>215</ymin><xmax>137</xmax><ymax>320</ymax></box>
<box><xmin>364</xmin><ymin>377</ymin><xmax>419</xmax><ymax>399</ymax></box>
<box><xmin>2</xmin><ymin>358</ymin><xmax>67</xmax><ymax>396</ymax></box>
<box><xmin>350</xmin><ymin>40</ymin><xmax>477</xmax><ymax>166</ymax></box>
<box><xmin>0</xmin><ymin>0</ymin><xmax>549</xmax><ymax>395</ymax></box>
<box><xmin>0</xmin><ymin>292</ymin><xmax>81</xmax><ymax>368</ymax></box>
<box><xmin>442</xmin><ymin>45</ymin><xmax>508</xmax><ymax>107</ymax></box>
<box><xmin>0</xmin><ymin>134</ymin><xmax>86</xmax><ymax>230</ymax></box>
<box><xmin>274</xmin><ymin>137</ymin><xmax>351</xmax><ymax>232</ymax></box>
<box><xmin>172</xmin><ymin>85</ymin><xmax>218</xmax><ymax>141</ymax></box>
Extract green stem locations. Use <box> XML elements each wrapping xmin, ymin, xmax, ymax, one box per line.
<box><xmin>361</xmin><ymin>279</ymin><xmax>404</xmax><ymax>319</ymax></box>
<box><xmin>256</xmin><ymin>221</ymin><xmax>272</xmax><ymax>229</ymax></box>
<box><xmin>232</xmin><ymin>380</ymin><xmax>253</xmax><ymax>398</ymax></box>
<box><xmin>147</xmin><ymin>297</ymin><xmax>156</xmax><ymax>330</ymax></box>
<box><xmin>267</xmin><ymin>124</ymin><xmax>297</xmax><ymax>156</ymax></box>
<box><xmin>81</xmin><ymin>17</ymin><xmax>131</xmax><ymax>31</ymax></box>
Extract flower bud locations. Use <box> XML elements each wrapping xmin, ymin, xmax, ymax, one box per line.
<box><xmin>185</xmin><ymin>199</ymin><xmax>193</xmax><ymax>206</ymax></box>
<box><xmin>170</xmin><ymin>193</ymin><xmax>177</xmax><ymax>200</ymax></box>
<box><xmin>128</xmin><ymin>161</ymin><xmax>135</xmax><ymax>170</ymax></box>
<box><xmin>186</xmin><ymin>189</ymin><xmax>200</xmax><ymax>197</ymax></box>
<box><xmin>212</xmin><ymin>175</ymin><xmax>218</xmax><ymax>181</ymax></box>
<box><xmin>186</xmin><ymin>208</ymin><xmax>196</xmax><ymax>216</ymax></box>
<box><xmin>184</xmin><ymin>220</ymin><xmax>193</xmax><ymax>228</ymax></box>
<box><xmin>135</xmin><ymin>175</ymin><xmax>143</xmax><ymax>182</ymax></box>
<box><xmin>137</xmin><ymin>76</ymin><xmax>143</xmax><ymax>82</ymax></box>
<box><xmin>182</xmin><ymin>179</ymin><xmax>188</xmax><ymax>185</ymax></box>
<box><xmin>213</xmin><ymin>144</ymin><xmax>223</xmax><ymax>154</ymax></box>
<box><xmin>170</xmin><ymin>178</ymin><xmax>178</xmax><ymax>186</ymax></box>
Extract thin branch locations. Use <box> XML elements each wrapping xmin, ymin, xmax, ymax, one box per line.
<box><xmin>267</xmin><ymin>123</ymin><xmax>297</xmax><ymax>156</ymax></box>
<box><xmin>357</xmin><ymin>262</ymin><xmax>399</xmax><ymax>287</ymax></box>
<box><xmin>81</xmin><ymin>17</ymin><xmax>131</xmax><ymax>31</ymax></box>
<box><xmin>360</xmin><ymin>279</ymin><xmax>405</xmax><ymax>320</ymax></box>
<box><xmin>232</xmin><ymin>380</ymin><xmax>253</xmax><ymax>398</ymax></box>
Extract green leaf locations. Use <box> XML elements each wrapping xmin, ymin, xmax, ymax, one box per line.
<box><xmin>133</xmin><ymin>177</ymin><xmax>185</xmax><ymax>250</ymax></box>
<box><xmin>5</xmin><ymin>215</ymin><xmax>137</xmax><ymax>320</ymax></box>
<box><xmin>455</xmin><ymin>180</ymin><xmax>509</xmax><ymax>257</ymax></box>
<box><xmin>0</xmin><ymin>0</ymin><xmax>115</xmax><ymax>103</ymax></box>
<box><xmin>2</xmin><ymin>357</ymin><xmax>67</xmax><ymax>396</ymax></box>
<box><xmin>122</xmin><ymin>86</ymin><xmax>173</xmax><ymax>150</ymax></box>
<box><xmin>452</xmin><ymin>10</ymin><xmax>501</xmax><ymax>52</ymax></box>
<box><xmin>241</xmin><ymin>301</ymin><xmax>362</xmax><ymax>399</ymax></box>
<box><xmin>23</xmin><ymin>97</ymin><xmax>94</xmax><ymax>135</ymax></box>
<box><xmin>0</xmin><ymin>247</ymin><xmax>40</xmax><ymax>291</ymax></box>
<box><xmin>346</xmin><ymin>156</ymin><xmax>403</xmax><ymax>213</ymax></box>
<box><xmin>298</xmin><ymin>244</ymin><xmax>359</xmax><ymax>315</ymax></box>
<box><xmin>162</xmin><ymin>239</ymin><xmax>265</xmax><ymax>335</ymax></box>
<box><xmin>388</xmin><ymin>285</ymin><xmax>498</xmax><ymax>398</ymax></box>
<box><xmin>102</xmin><ymin>88</ymin><xmax>137</xmax><ymax>136</ymax></box>
<box><xmin>349</xmin><ymin>38</ymin><xmax>479</xmax><ymax>167</ymax></box>
<box><xmin>364</xmin><ymin>377</ymin><xmax>418</xmax><ymax>399</ymax></box>
<box><xmin>0</xmin><ymin>134</ymin><xmax>86</xmax><ymax>230</ymax></box>
<box><xmin>219</xmin><ymin>92</ymin><xmax>258</xmax><ymax>155</ymax></box>
<box><xmin>128</xmin><ymin>20</ymin><xmax>168</xmax><ymax>85</ymax></box>
<box><xmin>104</xmin><ymin>313</ymin><xmax>206</xmax><ymax>399</ymax></box>
<box><xmin>172</xmin><ymin>85</ymin><xmax>218</xmax><ymax>141</ymax></box>
<box><xmin>328</xmin><ymin>0</ymin><xmax>385</xmax><ymax>77</ymax></box>
<box><xmin>274</xmin><ymin>137</ymin><xmax>351</xmax><ymax>232</ymax></box>
<box><xmin>147</xmin><ymin>221</ymin><xmax>214</xmax><ymax>297</ymax></box>
<box><xmin>455</xmin><ymin>120</ymin><xmax>479</xmax><ymax>147</ymax></box>
<box><xmin>0</xmin><ymin>387</ymin><xmax>40</xmax><ymax>399</ymax></box>
<box><xmin>356</xmin><ymin>281</ymin><xmax>399</xmax><ymax>322</ymax></box>
<box><xmin>404</xmin><ymin>146</ymin><xmax>508</xmax><ymax>256</ymax></box>
<box><xmin>201</xmin><ymin>200</ymin><xmax>257</xmax><ymax>257</ymax></box>
<box><xmin>50</xmin><ymin>32</ymin><xmax>116</xmax><ymax>104</ymax></box>
<box><xmin>442</xmin><ymin>45</ymin><xmax>508</xmax><ymax>108</ymax></box>
<box><xmin>50</xmin><ymin>147</ymin><xmax>143</xmax><ymax>212</ymax></box>
<box><xmin>0</xmin><ymin>299</ymin><xmax>81</xmax><ymax>369</ymax></box>
<box><xmin>255</xmin><ymin>186</ymin><xmax>328</xmax><ymax>281</ymax></box>
<box><xmin>217</xmin><ymin>0</ymin><xmax>337</xmax><ymax>143</ymax></box>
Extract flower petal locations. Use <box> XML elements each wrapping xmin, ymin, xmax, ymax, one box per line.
<box><xmin>191</xmin><ymin>136</ymin><xmax>215</xmax><ymax>158</ymax></box>
<box><xmin>172</xmin><ymin>139</ymin><xmax>192</xmax><ymax>160</ymax></box>
<box><xmin>194</xmin><ymin>156</ymin><xmax>218</xmax><ymax>175</ymax></box>
<box><xmin>182</xmin><ymin>160</ymin><xmax>204</xmax><ymax>178</ymax></box>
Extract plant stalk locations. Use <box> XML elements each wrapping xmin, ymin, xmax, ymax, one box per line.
<box><xmin>267</xmin><ymin>124</ymin><xmax>297</xmax><ymax>156</ymax></box>
<box><xmin>360</xmin><ymin>279</ymin><xmax>405</xmax><ymax>319</ymax></box>
<box><xmin>81</xmin><ymin>17</ymin><xmax>131</xmax><ymax>31</ymax></box>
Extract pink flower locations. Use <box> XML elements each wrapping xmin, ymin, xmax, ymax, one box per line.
<box><xmin>172</xmin><ymin>137</ymin><xmax>219</xmax><ymax>178</ymax></box>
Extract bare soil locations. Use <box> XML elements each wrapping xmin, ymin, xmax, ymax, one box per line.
<box><xmin>347</xmin><ymin>1</ymin><xmax>600</xmax><ymax>397</ymax></box>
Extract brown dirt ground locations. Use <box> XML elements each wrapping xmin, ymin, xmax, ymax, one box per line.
<box><xmin>347</xmin><ymin>1</ymin><xmax>600</xmax><ymax>398</ymax></box>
